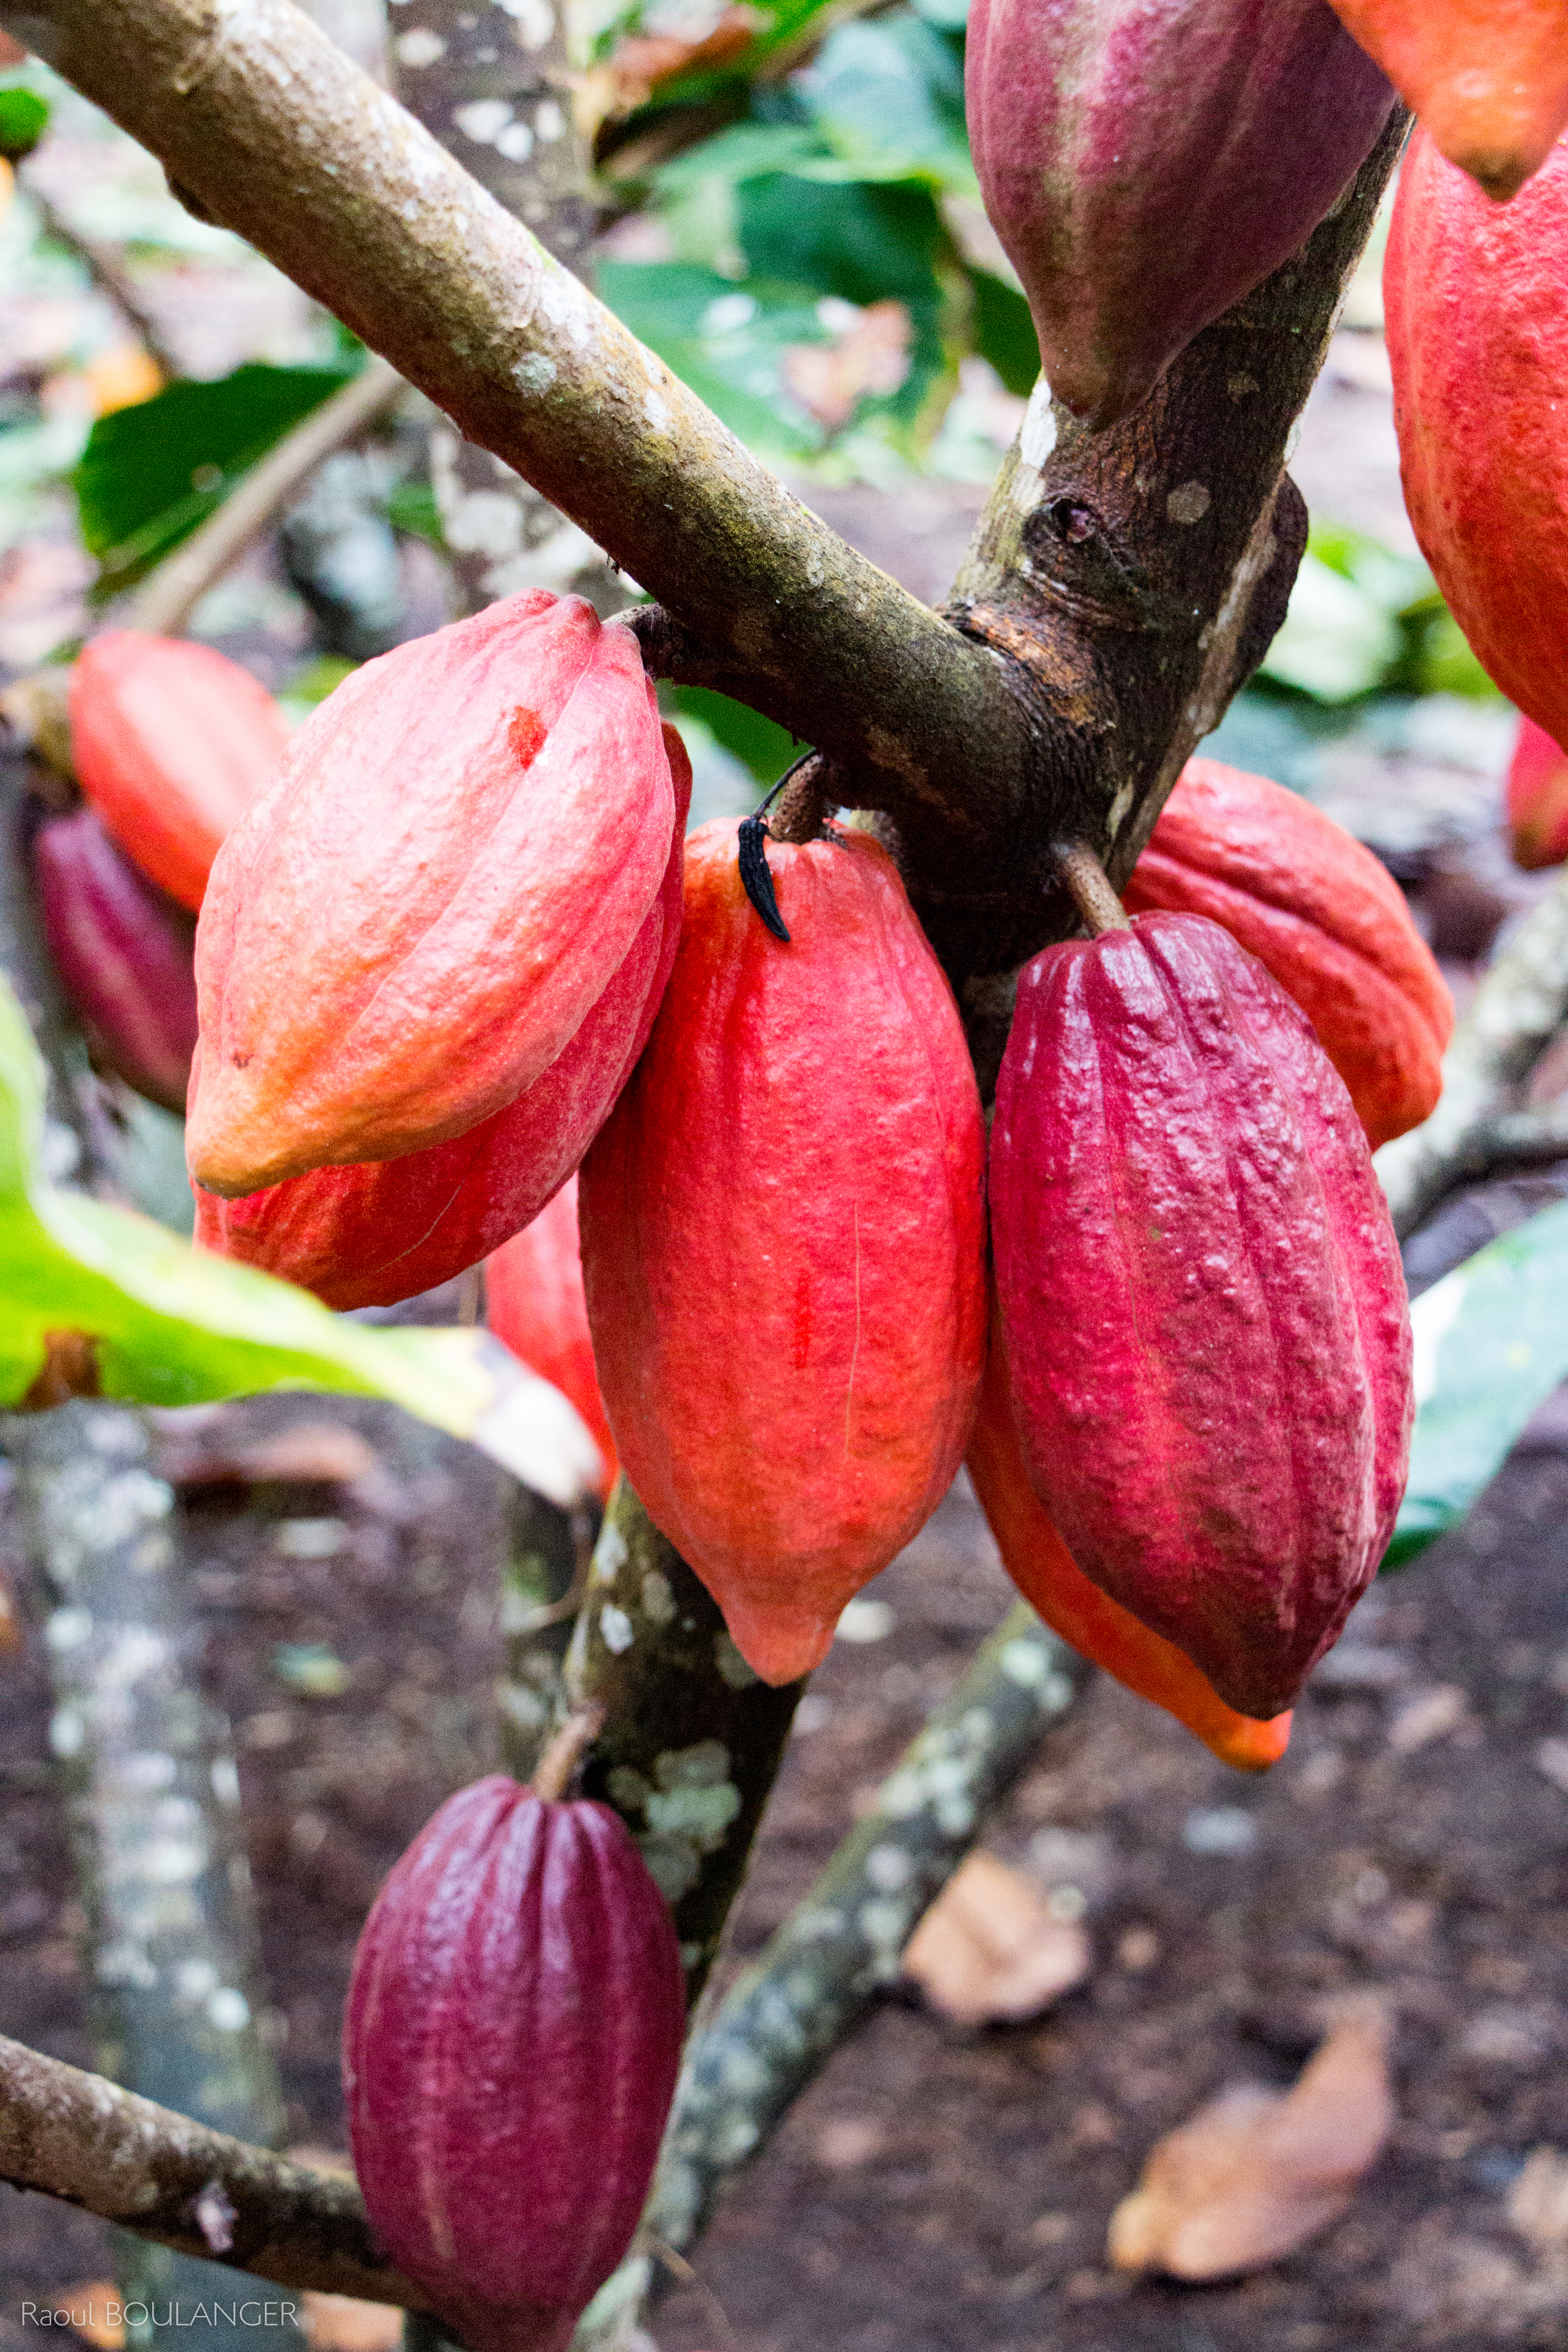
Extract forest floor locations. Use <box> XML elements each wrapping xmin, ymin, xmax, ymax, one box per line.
<box><xmin>5</xmin><ymin>98</ymin><xmax>1568</xmax><ymax>2352</ymax></box>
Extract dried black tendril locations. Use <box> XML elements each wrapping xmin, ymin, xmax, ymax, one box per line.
<box><xmin>737</xmin><ymin>768</ymin><xmax>808</xmax><ymax>943</ymax></box>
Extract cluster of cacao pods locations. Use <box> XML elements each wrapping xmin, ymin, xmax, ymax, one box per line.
<box><xmin>29</xmin><ymin>631</ymin><xmax>288</xmax><ymax>1111</ymax></box>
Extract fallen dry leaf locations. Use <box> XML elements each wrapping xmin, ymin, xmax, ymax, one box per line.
<box><xmin>1509</xmin><ymin>2146</ymin><xmax>1568</xmax><ymax>2251</ymax></box>
<box><xmin>783</xmin><ymin>301</ymin><xmax>913</xmax><ymax>433</ymax></box>
<box><xmin>903</xmin><ymin>1848</ymin><xmax>1091</xmax><ymax>2026</ymax></box>
<box><xmin>1109</xmin><ymin>1995</ymin><xmax>1393</xmax><ymax>2280</ymax></box>
<box><xmin>55</xmin><ymin>2285</ymin><xmax>121</xmax><ymax>2351</ymax></box>
<box><xmin>299</xmin><ymin>2294</ymin><xmax>403</xmax><ymax>2352</ymax></box>
<box><xmin>582</xmin><ymin>4</ymin><xmax>763</xmax><ymax>137</ymax></box>
<box><xmin>153</xmin><ymin>1416</ymin><xmax>380</xmax><ymax>1490</ymax></box>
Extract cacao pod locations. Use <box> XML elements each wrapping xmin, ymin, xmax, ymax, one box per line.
<box><xmin>1325</xmin><ymin>0</ymin><xmax>1568</xmax><ymax>200</ymax></box>
<box><xmin>965</xmin><ymin>0</ymin><xmax>1393</xmax><ymax>428</ymax></box>
<box><xmin>990</xmin><ymin>911</ymin><xmax>1412</xmax><ymax>1720</ymax></box>
<box><xmin>187</xmin><ymin>591</ymin><xmax>677</xmax><ymax>1197</ymax></box>
<box><xmin>966</xmin><ymin>1321</ymin><xmax>1292</xmax><ymax>1770</ymax></box>
<box><xmin>487</xmin><ymin>1176</ymin><xmax>617</xmax><ymax>1500</ymax></box>
<box><xmin>31</xmin><ymin>807</ymin><xmax>198</xmax><ymax>1115</ymax></box>
<box><xmin>1123</xmin><ymin>756</ymin><xmax>1452</xmax><ymax>1148</ymax></box>
<box><xmin>580</xmin><ymin>818</ymin><xmax>988</xmax><ymax>1686</ymax></box>
<box><xmin>343</xmin><ymin>1774</ymin><xmax>684</xmax><ymax>2352</ymax></box>
<box><xmin>68</xmin><ymin>631</ymin><xmax>289</xmax><ymax>912</ymax></box>
<box><xmin>1507</xmin><ymin>714</ymin><xmax>1568</xmax><ymax>871</ymax></box>
<box><xmin>192</xmin><ymin>728</ymin><xmax>690</xmax><ymax>1310</ymax></box>
<box><xmin>1385</xmin><ymin>128</ymin><xmax>1568</xmax><ymax>753</ymax></box>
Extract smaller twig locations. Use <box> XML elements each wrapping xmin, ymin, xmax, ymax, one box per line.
<box><xmin>126</xmin><ymin>358</ymin><xmax>406</xmax><ymax>637</ymax></box>
<box><xmin>766</xmin><ymin>751</ymin><xmax>831</xmax><ymax>847</ymax></box>
<box><xmin>0</xmin><ymin>2033</ymin><xmax>429</xmax><ymax>2304</ymax></box>
<box><xmin>1056</xmin><ymin>840</ymin><xmax>1130</xmax><ymax>936</ymax></box>
<box><xmin>1378</xmin><ymin>861</ymin><xmax>1568</xmax><ymax>1237</ymax></box>
<box><xmin>1451</xmin><ymin>1100</ymin><xmax>1568</xmax><ymax>1177</ymax></box>
<box><xmin>530</xmin><ymin>1699</ymin><xmax>606</xmax><ymax>1803</ymax></box>
<box><xmin>23</xmin><ymin>175</ymin><xmax>182</xmax><ymax>378</ymax></box>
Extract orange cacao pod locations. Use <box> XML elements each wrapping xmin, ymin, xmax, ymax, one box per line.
<box><xmin>1123</xmin><ymin>756</ymin><xmax>1452</xmax><ymax>1147</ymax></box>
<box><xmin>579</xmin><ymin>818</ymin><xmax>988</xmax><ymax>1686</ymax></box>
<box><xmin>991</xmin><ymin>912</ymin><xmax>1412</xmax><ymax>1721</ymax></box>
<box><xmin>344</xmin><ymin>1776</ymin><xmax>684</xmax><ymax>2352</ymax></box>
<box><xmin>1507</xmin><ymin>714</ymin><xmax>1568</xmax><ymax>870</ymax></box>
<box><xmin>1325</xmin><ymin>0</ymin><xmax>1568</xmax><ymax>199</ymax></box>
<box><xmin>68</xmin><ymin>631</ymin><xmax>289</xmax><ymax>912</ymax></box>
<box><xmin>1386</xmin><ymin>127</ymin><xmax>1568</xmax><ymax>751</ymax></box>
<box><xmin>966</xmin><ymin>1323</ymin><xmax>1291</xmax><ymax>1772</ymax></box>
<box><xmin>487</xmin><ymin>1176</ymin><xmax>616</xmax><ymax>1501</ymax></box>
<box><xmin>192</xmin><ymin>730</ymin><xmax>689</xmax><ymax>1310</ymax></box>
<box><xmin>187</xmin><ymin>591</ymin><xmax>677</xmax><ymax>1197</ymax></box>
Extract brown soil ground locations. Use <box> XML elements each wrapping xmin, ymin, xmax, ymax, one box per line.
<box><xmin>3</xmin><ymin>1265</ymin><xmax>1568</xmax><ymax>2351</ymax></box>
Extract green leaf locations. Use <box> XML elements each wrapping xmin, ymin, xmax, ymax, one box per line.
<box><xmin>0</xmin><ymin>975</ymin><xmax>598</xmax><ymax>1506</ymax></box>
<box><xmin>0</xmin><ymin>86</ymin><xmax>50</xmax><ymax>160</ymax></box>
<box><xmin>797</xmin><ymin>19</ymin><xmax>975</xmax><ymax>194</ymax></box>
<box><xmin>598</xmin><ymin>260</ymin><xmax>828</xmax><ymax>457</ymax></box>
<box><xmin>967</xmin><ymin>267</ymin><xmax>1038</xmax><ymax>397</ymax></box>
<box><xmin>74</xmin><ymin>362</ymin><xmax>358</xmax><ymax>594</ymax></box>
<box><xmin>1259</xmin><ymin>550</ymin><xmax>1402</xmax><ymax>702</ymax></box>
<box><xmin>1387</xmin><ymin>1198</ymin><xmax>1568</xmax><ymax>1567</ymax></box>
<box><xmin>670</xmin><ymin>686</ymin><xmax>798</xmax><ymax>787</ymax></box>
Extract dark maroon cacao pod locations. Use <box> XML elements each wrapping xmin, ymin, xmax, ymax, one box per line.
<box><xmin>343</xmin><ymin>1776</ymin><xmax>684</xmax><ymax>2352</ymax></box>
<box><xmin>31</xmin><ymin>807</ymin><xmax>199</xmax><ymax>1114</ymax></box>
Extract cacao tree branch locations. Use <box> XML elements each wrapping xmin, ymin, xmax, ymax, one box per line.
<box><xmin>1376</xmin><ymin>864</ymin><xmax>1568</xmax><ymax>1236</ymax></box>
<box><xmin>5</xmin><ymin>0</ymin><xmax>1031</xmax><ymax>839</ymax></box>
<box><xmin>0</xmin><ymin>2032</ymin><xmax>428</xmax><ymax>2304</ymax></box>
<box><xmin>563</xmin><ymin>1479</ymin><xmax>804</xmax><ymax>2004</ymax></box>
<box><xmin>644</xmin><ymin>1600</ymin><xmax>1090</xmax><ymax>2257</ymax></box>
<box><xmin>125</xmin><ymin>359</ymin><xmax>407</xmax><ymax>639</ymax></box>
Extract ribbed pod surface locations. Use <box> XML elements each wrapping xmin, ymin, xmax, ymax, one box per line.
<box><xmin>990</xmin><ymin>912</ymin><xmax>1412</xmax><ymax>1720</ymax></box>
<box><xmin>580</xmin><ymin>818</ymin><xmax>987</xmax><ymax>1686</ymax></box>
<box><xmin>343</xmin><ymin>1776</ymin><xmax>684</xmax><ymax>2352</ymax></box>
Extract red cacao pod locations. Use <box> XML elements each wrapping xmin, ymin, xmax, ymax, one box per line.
<box><xmin>192</xmin><ymin>728</ymin><xmax>690</xmax><ymax>1310</ymax></box>
<box><xmin>1325</xmin><ymin>0</ymin><xmax>1568</xmax><ymax>200</ymax></box>
<box><xmin>991</xmin><ymin>911</ymin><xmax>1412</xmax><ymax>1721</ymax></box>
<box><xmin>967</xmin><ymin>1322</ymin><xmax>1292</xmax><ymax>1770</ymax></box>
<box><xmin>1386</xmin><ymin>128</ymin><xmax>1568</xmax><ymax>752</ymax></box>
<box><xmin>343</xmin><ymin>1775</ymin><xmax>684</xmax><ymax>2352</ymax></box>
<box><xmin>187</xmin><ymin>591</ymin><xmax>677</xmax><ymax>1197</ymax></box>
<box><xmin>1507</xmin><ymin>714</ymin><xmax>1568</xmax><ymax>871</ymax></box>
<box><xmin>1123</xmin><ymin>756</ymin><xmax>1452</xmax><ymax>1148</ymax></box>
<box><xmin>68</xmin><ymin>631</ymin><xmax>289</xmax><ymax>912</ymax></box>
<box><xmin>965</xmin><ymin>0</ymin><xmax>1393</xmax><ymax>428</ymax></box>
<box><xmin>580</xmin><ymin>818</ymin><xmax>988</xmax><ymax>1686</ymax></box>
<box><xmin>31</xmin><ymin>807</ymin><xmax>198</xmax><ymax>1115</ymax></box>
<box><xmin>487</xmin><ymin>1177</ymin><xmax>617</xmax><ymax>1501</ymax></box>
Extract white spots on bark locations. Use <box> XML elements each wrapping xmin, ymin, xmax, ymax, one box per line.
<box><xmin>1167</xmin><ymin>481</ymin><xmax>1212</xmax><ymax>526</ymax></box>
<box><xmin>395</xmin><ymin>25</ymin><xmax>444</xmax><ymax>66</ymax></box>
<box><xmin>514</xmin><ymin>349</ymin><xmax>559</xmax><ymax>394</ymax></box>
<box><xmin>643</xmin><ymin>386</ymin><xmax>671</xmax><ymax>432</ymax></box>
<box><xmin>1019</xmin><ymin>376</ymin><xmax>1057</xmax><ymax>470</ymax></box>
<box><xmin>600</xmin><ymin>1603</ymin><xmax>635</xmax><ymax>1655</ymax></box>
<box><xmin>534</xmin><ymin>98</ymin><xmax>565</xmax><ymax>143</ymax></box>
<box><xmin>496</xmin><ymin>0</ymin><xmax>557</xmax><ymax>48</ymax></box>
<box><xmin>453</xmin><ymin>97</ymin><xmax>513</xmax><ymax>144</ymax></box>
<box><xmin>640</xmin><ymin>1567</ymin><xmax>676</xmax><ymax>1626</ymax></box>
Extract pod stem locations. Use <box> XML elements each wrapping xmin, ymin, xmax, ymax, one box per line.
<box><xmin>529</xmin><ymin>1699</ymin><xmax>606</xmax><ymax>1803</ymax></box>
<box><xmin>1057</xmin><ymin>840</ymin><xmax>1131</xmax><ymax>937</ymax></box>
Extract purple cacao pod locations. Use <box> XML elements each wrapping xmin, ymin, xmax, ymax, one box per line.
<box><xmin>343</xmin><ymin>1776</ymin><xmax>685</xmax><ymax>2352</ymax></box>
<box><xmin>31</xmin><ymin>807</ymin><xmax>199</xmax><ymax>1115</ymax></box>
<box><xmin>966</xmin><ymin>0</ymin><xmax>1395</xmax><ymax>428</ymax></box>
<box><xmin>989</xmin><ymin>911</ymin><xmax>1412</xmax><ymax>1718</ymax></box>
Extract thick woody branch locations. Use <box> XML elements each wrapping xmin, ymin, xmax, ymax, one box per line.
<box><xmin>0</xmin><ymin>2033</ymin><xmax>427</xmax><ymax>2305</ymax></box>
<box><xmin>6</xmin><ymin>0</ymin><xmax>1030</xmax><ymax>843</ymax></box>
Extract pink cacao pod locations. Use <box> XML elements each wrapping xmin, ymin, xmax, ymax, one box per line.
<box><xmin>343</xmin><ymin>1775</ymin><xmax>684</xmax><ymax>2352</ymax></box>
<box><xmin>68</xmin><ymin>630</ymin><xmax>289</xmax><ymax>912</ymax></box>
<box><xmin>487</xmin><ymin>1176</ymin><xmax>618</xmax><ymax>1500</ymax></box>
<box><xmin>192</xmin><ymin>729</ymin><xmax>690</xmax><ymax>1310</ymax></box>
<box><xmin>1507</xmin><ymin>715</ymin><xmax>1568</xmax><ymax>872</ymax></box>
<box><xmin>965</xmin><ymin>0</ymin><xmax>1394</xmax><ymax>427</ymax></box>
<box><xmin>580</xmin><ymin>818</ymin><xmax>988</xmax><ymax>1687</ymax></box>
<box><xmin>31</xmin><ymin>807</ymin><xmax>198</xmax><ymax>1114</ymax></box>
<box><xmin>187</xmin><ymin>591</ymin><xmax>678</xmax><ymax>1197</ymax></box>
<box><xmin>990</xmin><ymin>911</ymin><xmax>1412</xmax><ymax>1720</ymax></box>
